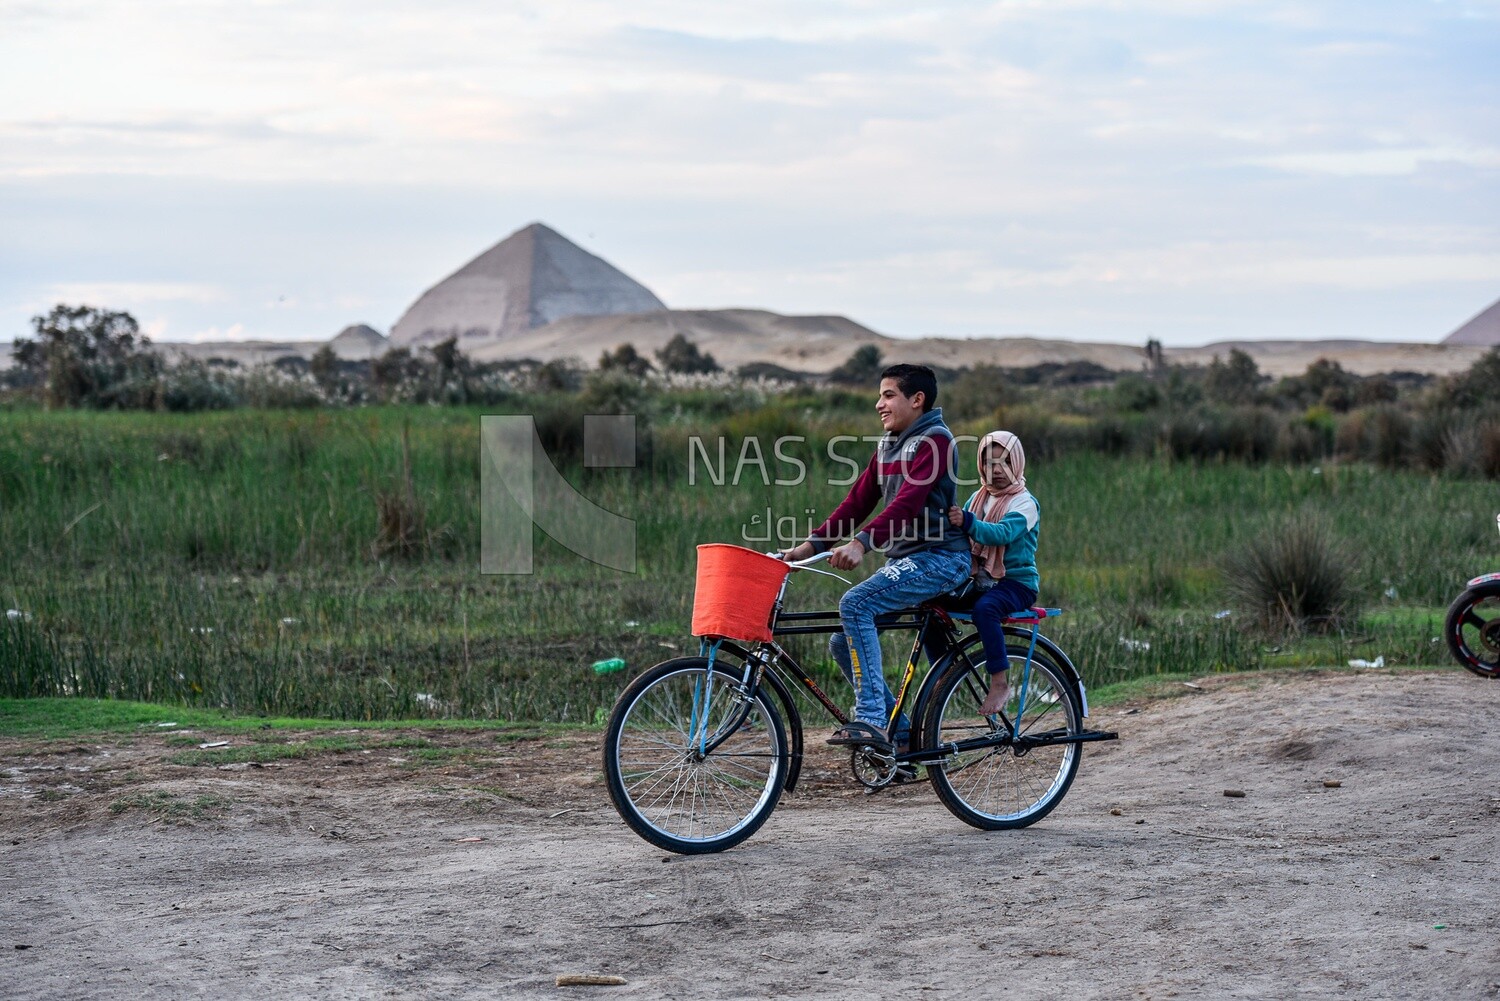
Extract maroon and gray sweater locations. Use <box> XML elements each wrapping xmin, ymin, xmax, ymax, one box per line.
<box><xmin>807</xmin><ymin>408</ymin><xmax>970</xmax><ymax>560</ymax></box>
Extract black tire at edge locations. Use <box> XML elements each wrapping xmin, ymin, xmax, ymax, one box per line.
<box><xmin>1444</xmin><ymin>583</ymin><xmax>1500</xmax><ymax>679</ymax></box>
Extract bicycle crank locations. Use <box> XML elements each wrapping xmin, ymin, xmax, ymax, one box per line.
<box><xmin>850</xmin><ymin>745</ymin><xmax>899</xmax><ymax>792</ymax></box>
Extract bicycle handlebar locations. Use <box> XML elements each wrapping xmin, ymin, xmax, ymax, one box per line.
<box><xmin>765</xmin><ymin>549</ymin><xmax>846</xmax><ymax>582</ymax></box>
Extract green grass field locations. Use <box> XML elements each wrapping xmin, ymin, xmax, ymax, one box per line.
<box><xmin>1</xmin><ymin>405</ymin><xmax>1492</xmax><ymax>722</ymax></box>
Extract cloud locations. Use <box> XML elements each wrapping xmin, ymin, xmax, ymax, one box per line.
<box><xmin>1247</xmin><ymin>146</ymin><xmax>1500</xmax><ymax>176</ymax></box>
<box><xmin>42</xmin><ymin>282</ymin><xmax>224</xmax><ymax>306</ymax></box>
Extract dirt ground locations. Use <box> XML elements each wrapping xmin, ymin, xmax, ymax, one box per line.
<box><xmin>3</xmin><ymin>670</ymin><xmax>1498</xmax><ymax>1000</ymax></box>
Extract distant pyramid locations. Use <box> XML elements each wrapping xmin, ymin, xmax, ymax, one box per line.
<box><xmin>1444</xmin><ymin>296</ymin><xmax>1500</xmax><ymax>346</ymax></box>
<box><xmin>389</xmin><ymin>223</ymin><xmax>666</xmax><ymax>347</ymax></box>
<box><xmin>328</xmin><ymin>323</ymin><xmax>388</xmax><ymax>360</ymax></box>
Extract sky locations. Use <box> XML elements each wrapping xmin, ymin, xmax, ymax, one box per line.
<box><xmin>2</xmin><ymin>0</ymin><xmax>1498</xmax><ymax>347</ymax></box>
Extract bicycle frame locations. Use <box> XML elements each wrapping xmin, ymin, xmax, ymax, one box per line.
<box><xmin>691</xmin><ymin>557</ymin><xmax>1104</xmax><ymax>792</ymax></box>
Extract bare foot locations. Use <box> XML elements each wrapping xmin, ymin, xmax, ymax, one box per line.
<box><xmin>980</xmin><ymin>678</ymin><xmax>1010</xmax><ymax>715</ymax></box>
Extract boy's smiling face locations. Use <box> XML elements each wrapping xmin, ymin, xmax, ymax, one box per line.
<box><xmin>876</xmin><ymin>377</ymin><xmax>924</xmax><ymax>434</ymax></box>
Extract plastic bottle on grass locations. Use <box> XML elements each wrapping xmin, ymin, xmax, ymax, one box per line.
<box><xmin>592</xmin><ymin>657</ymin><xmax>627</xmax><ymax>675</ymax></box>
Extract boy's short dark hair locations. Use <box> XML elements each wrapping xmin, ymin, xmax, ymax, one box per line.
<box><xmin>880</xmin><ymin>364</ymin><xmax>938</xmax><ymax>412</ymax></box>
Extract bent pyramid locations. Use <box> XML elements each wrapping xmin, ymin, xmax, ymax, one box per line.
<box><xmin>389</xmin><ymin>222</ymin><xmax>666</xmax><ymax>347</ymax></box>
<box><xmin>1444</xmin><ymin>296</ymin><xmax>1500</xmax><ymax>346</ymax></box>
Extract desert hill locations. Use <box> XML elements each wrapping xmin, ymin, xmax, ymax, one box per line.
<box><xmin>0</xmin><ymin>320</ymin><xmax>1487</xmax><ymax>380</ymax></box>
<box><xmin>471</xmin><ymin>308</ymin><xmax>1486</xmax><ymax>378</ymax></box>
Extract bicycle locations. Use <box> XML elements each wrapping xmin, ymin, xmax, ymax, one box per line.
<box><xmin>603</xmin><ymin>548</ymin><xmax>1118</xmax><ymax>854</ymax></box>
<box><xmin>1444</xmin><ymin>513</ymin><xmax>1500</xmax><ymax>679</ymax></box>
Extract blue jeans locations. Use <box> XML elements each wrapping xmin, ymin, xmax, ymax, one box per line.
<box><xmin>827</xmin><ymin>548</ymin><xmax>972</xmax><ymax>740</ymax></box>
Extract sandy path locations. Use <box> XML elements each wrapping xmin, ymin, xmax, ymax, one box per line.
<box><xmin>3</xmin><ymin>670</ymin><xmax>1498</xmax><ymax>1000</ymax></box>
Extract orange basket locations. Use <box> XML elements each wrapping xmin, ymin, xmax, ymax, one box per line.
<box><xmin>691</xmin><ymin>544</ymin><xmax>792</xmax><ymax>643</ymax></box>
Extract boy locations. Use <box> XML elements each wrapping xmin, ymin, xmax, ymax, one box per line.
<box><xmin>781</xmin><ymin>364</ymin><xmax>972</xmax><ymax>747</ymax></box>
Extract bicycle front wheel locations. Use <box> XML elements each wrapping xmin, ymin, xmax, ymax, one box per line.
<box><xmin>604</xmin><ymin>657</ymin><xmax>789</xmax><ymax>854</ymax></box>
<box><xmin>923</xmin><ymin>644</ymin><xmax>1083</xmax><ymax>830</ymax></box>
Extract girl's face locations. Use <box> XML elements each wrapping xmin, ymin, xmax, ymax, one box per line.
<box><xmin>984</xmin><ymin>447</ymin><xmax>1014</xmax><ymax>485</ymax></box>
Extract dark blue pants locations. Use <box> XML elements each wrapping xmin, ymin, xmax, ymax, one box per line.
<box><xmin>971</xmin><ymin>579</ymin><xmax>1038</xmax><ymax>675</ymax></box>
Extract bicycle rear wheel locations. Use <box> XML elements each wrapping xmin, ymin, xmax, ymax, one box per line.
<box><xmin>604</xmin><ymin>657</ymin><xmax>789</xmax><ymax>854</ymax></box>
<box><xmin>923</xmin><ymin>644</ymin><xmax>1083</xmax><ymax>830</ymax></box>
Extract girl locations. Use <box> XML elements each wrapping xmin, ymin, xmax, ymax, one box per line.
<box><xmin>946</xmin><ymin>430</ymin><xmax>1040</xmax><ymax>715</ymax></box>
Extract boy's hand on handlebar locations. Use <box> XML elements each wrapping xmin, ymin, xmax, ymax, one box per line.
<box><xmin>947</xmin><ymin>505</ymin><xmax>965</xmax><ymax>528</ymax></box>
<box><xmin>828</xmin><ymin>540</ymin><xmax>864</xmax><ymax>570</ymax></box>
<box><xmin>779</xmin><ymin>542</ymin><xmax>815</xmax><ymax>562</ymax></box>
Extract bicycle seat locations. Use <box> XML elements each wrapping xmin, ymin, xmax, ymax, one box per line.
<box><xmin>918</xmin><ymin>590</ymin><xmax>1061</xmax><ymax>624</ymax></box>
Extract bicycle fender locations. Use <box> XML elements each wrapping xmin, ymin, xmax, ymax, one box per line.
<box><xmin>910</xmin><ymin>629</ymin><xmax>1087</xmax><ymax>747</ymax></box>
<box><xmin>1467</xmin><ymin>572</ymin><xmax>1500</xmax><ymax>588</ymax></box>
<box><xmin>1017</xmin><ymin>628</ymin><xmax>1086</xmax><ymax>696</ymax></box>
<box><xmin>758</xmin><ymin>659</ymin><xmax>805</xmax><ymax>795</ymax></box>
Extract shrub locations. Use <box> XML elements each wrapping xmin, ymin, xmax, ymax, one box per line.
<box><xmin>579</xmin><ymin>370</ymin><xmax>648</xmax><ymax>415</ymax></box>
<box><xmin>161</xmin><ymin>359</ymin><xmax>241</xmax><ymax>412</ymax></box>
<box><xmin>1337</xmin><ymin>405</ymin><xmax>1411</xmax><ymax>468</ymax></box>
<box><xmin>530</xmin><ymin>358</ymin><xmax>583</xmax><ymax>392</ymax></box>
<box><xmin>1203</xmin><ymin>349</ymin><xmax>1264</xmax><ymax>406</ymax></box>
<box><xmin>1440</xmin><ymin>347</ymin><xmax>1500</xmax><ymax>410</ymax></box>
<box><xmin>372</xmin><ymin>426</ymin><xmax>426</xmax><ymax>558</ymax></box>
<box><xmin>826</xmin><ymin>344</ymin><xmax>883</xmax><ymax>385</ymax></box>
<box><xmin>942</xmin><ymin>364</ymin><xmax>1008</xmax><ymax>422</ymax></box>
<box><xmin>1111</xmin><ymin>374</ymin><xmax>1162</xmax><ymax>413</ymax></box>
<box><xmin>990</xmin><ymin>406</ymin><xmax>1065</xmax><ymax>460</ymax></box>
<box><xmin>1278</xmin><ymin>418</ymin><xmax>1332</xmax><ymax>464</ymax></box>
<box><xmin>1223</xmin><ymin>406</ymin><xmax>1279</xmax><ymax>462</ymax></box>
<box><xmin>1222</xmin><ymin>514</ymin><xmax>1360</xmax><ymax>634</ymax></box>
<box><xmin>1482</xmin><ymin>422</ymin><xmax>1500</xmax><ymax>479</ymax></box>
<box><xmin>1164</xmin><ymin>408</ymin><xmax>1229</xmax><ymax>462</ymax></box>
<box><xmin>1275</xmin><ymin>358</ymin><xmax>1356</xmax><ymax>412</ymax></box>
<box><xmin>655</xmin><ymin>334</ymin><xmax>719</xmax><ymax>375</ymax></box>
<box><xmin>598</xmin><ymin>343</ymin><xmax>653</xmax><ymax>377</ymax></box>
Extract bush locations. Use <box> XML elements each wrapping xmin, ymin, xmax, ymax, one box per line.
<box><xmin>1336</xmin><ymin>405</ymin><xmax>1411</xmax><ymax>468</ymax></box>
<box><xmin>826</xmin><ymin>344</ymin><xmax>883</xmax><ymax>385</ymax></box>
<box><xmin>599</xmin><ymin>343</ymin><xmax>653</xmax><ymax>377</ymax></box>
<box><xmin>1164</xmin><ymin>409</ymin><xmax>1228</xmax><ymax>461</ymax></box>
<box><xmin>1223</xmin><ymin>407</ymin><xmax>1279</xmax><ymax>462</ymax></box>
<box><xmin>579</xmin><ymin>370</ymin><xmax>647</xmax><ymax>415</ymax></box>
<box><xmin>1203</xmin><ymin>350</ymin><xmax>1264</xmax><ymax>406</ymax></box>
<box><xmin>1439</xmin><ymin>347</ymin><xmax>1500</xmax><ymax>410</ymax></box>
<box><xmin>1111</xmin><ymin>374</ymin><xmax>1163</xmax><ymax>413</ymax></box>
<box><xmin>655</xmin><ymin>334</ymin><xmax>719</xmax><ymax>374</ymax></box>
<box><xmin>942</xmin><ymin>365</ymin><xmax>1008</xmax><ymax>421</ymax></box>
<box><xmin>161</xmin><ymin>359</ymin><xmax>240</xmax><ymax>412</ymax></box>
<box><xmin>1222</xmin><ymin>515</ymin><xmax>1360</xmax><ymax>634</ymax></box>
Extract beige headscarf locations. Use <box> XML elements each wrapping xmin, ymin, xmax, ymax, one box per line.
<box><xmin>966</xmin><ymin>430</ymin><xmax>1026</xmax><ymax>579</ymax></box>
